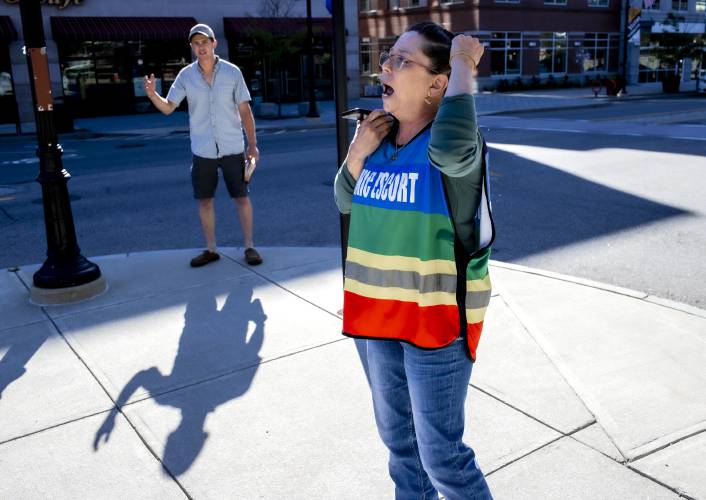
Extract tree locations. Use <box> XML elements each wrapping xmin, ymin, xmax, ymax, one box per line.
<box><xmin>651</xmin><ymin>13</ymin><xmax>706</xmax><ymax>92</ymax></box>
<box><xmin>245</xmin><ymin>0</ymin><xmax>305</xmax><ymax>116</ymax></box>
<box><xmin>260</xmin><ymin>0</ymin><xmax>298</xmax><ymax>18</ymax></box>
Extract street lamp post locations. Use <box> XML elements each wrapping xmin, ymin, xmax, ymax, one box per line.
<box><xmin>18</xmin><ymin>0</ymin><xmax>102</xmax><ymax>293</ymax></box>
<box><xmin>305</xmin><ymin>0</ymin><xmax>319</xmax><ymax>117</ymax></box>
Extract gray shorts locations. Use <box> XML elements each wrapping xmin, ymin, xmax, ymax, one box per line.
<box><xmin>191</xmin><ymin>153</ymin><xmax>249</xmax><ymax>199</ymax></box>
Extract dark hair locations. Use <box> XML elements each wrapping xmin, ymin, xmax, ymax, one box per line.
<box><xmin>406</xmin><ymin>21</ymin><xmax>454</xmax><ymax>75</ymax></box>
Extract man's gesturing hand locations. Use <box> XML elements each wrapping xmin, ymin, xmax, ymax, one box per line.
<box><xmin>143</xmin><ymin>73</ymin><xmax>157</xmax><ymax>98</ymax></box>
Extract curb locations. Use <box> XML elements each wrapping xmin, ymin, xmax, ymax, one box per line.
<box><xmin>488</xmin><ymin>259</ymin><xmax>706</xmax><ymax>320</ymax></box>
<box><xmin>481</xmin><ymin>92</ymin><xmax>699</xmax><ymax>117</ymax></box>
<box><xmin>5</xmin><ymin>248</ymin><xmax>702</xmax><ymax>320</ymax></box>
<box><xmin>54</xmin><ymin>122</ymin><xmax>338</xmax><ymax>139</ymax></box>
<box><xmin>478</xmin><ymin>100</ymin><xmax>612</xmax><ymax>117</ymax></box>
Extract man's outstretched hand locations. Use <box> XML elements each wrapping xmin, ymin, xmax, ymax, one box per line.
<box><xmin>143</xmin><ymin>73</ymin><xmax>157</xmax><ymax>98</ymax></box>
<box><xmin>93</xmin><ymin>413</ymin><xmax>116</xmax><ymax>450</ymax></box>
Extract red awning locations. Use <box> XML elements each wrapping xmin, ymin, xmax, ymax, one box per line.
<box><xmin>0</xmin><ymin>16</ymin><xmax>18</xmax><ymax>43</ymax></box>
<box><xmin>50</xmin><ymin>17</ymin><xmax>198</xmax><ymax>42</ymax></box>
<box><xmin>223</xmin><ymin>17</ymin><xmax>332</xmax><ymax>39</ymax></box>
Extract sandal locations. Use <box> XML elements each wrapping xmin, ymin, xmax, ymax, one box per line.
<box><xmin>190</xmin><ymin>250</ymin><xmax>220</xmax><ymax>267</ymax></box>
<box><xmin>244</xmin><ymin>247</ymin><xmax>263</xmax><ymax>266</ymax></box>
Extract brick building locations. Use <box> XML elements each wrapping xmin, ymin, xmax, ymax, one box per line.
<box><xmin>358</xmin><ymin>0</ymin><xmax>623</xmax><ymax>92</ymax></box>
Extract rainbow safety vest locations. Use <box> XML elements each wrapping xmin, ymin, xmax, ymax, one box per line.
<box><xmin>343</xmin><ymin>126</ymin><xmax>495</xmax><ymax>361</ymax></box>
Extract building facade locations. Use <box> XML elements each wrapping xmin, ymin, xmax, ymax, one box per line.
<box><xmin>359</xmin><ymin>0</ymin><xmax>624</xmax><ymax>92</ymax></box>
<box><xmin>0</xmin><ymin>0</ymin><xmax>360</xmax><ymax>127</ymax></box>
<box><xmin>637</xmin><ymin>0</ymin><xmax>706</xmax><ymax>83</ymax></box>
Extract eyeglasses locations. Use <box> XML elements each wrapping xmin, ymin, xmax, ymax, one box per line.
<box><xmin>379</xmin><ymin>51</ymin><xmax>437</xmax><ymax>73</ymax></box>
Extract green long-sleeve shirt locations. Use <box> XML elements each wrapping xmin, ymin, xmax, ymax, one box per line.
<box><xmin>334</xmin><ymin>94</ymin><xmax>484</xmax><ymax>254</ymax></box>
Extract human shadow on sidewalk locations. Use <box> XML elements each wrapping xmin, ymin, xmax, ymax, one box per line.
<box><xmin>92</xmin><ymin>286</ymin><xmax>266</xmax><ymax>476</ymax></box>
<box><xmin>0</xmin><ymin>328</ymin><xmax>50</xmax><ymax>401</ymax></box>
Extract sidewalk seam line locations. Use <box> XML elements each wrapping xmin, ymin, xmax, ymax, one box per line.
<box><xmin>485</xmin><ymin>434</ymin><xmax>567</xmax><ymax>476</ymax></box>
<box><xmin>0</xmin><ymin>318</ymin><xmax>46</xmax><ymax>335</ymax></box>
<box><xmin>627</xmin><ymin>425</ymin><xmax>706</xmax><ymax>463</ymax></box>
<box><xmin>490</xmin><ymin>261</ymin><xmax>706</xmax><ymax>319</ymax></box>
<box><xmin>485</xmin><ymin>424</ymin><xmax>624</xmax><ymax>478</ymax></box>
<box><xmin>0</xmin><ymin>206</ymin><xmax>17</xmax><ymax>222</ymax></box>
<box><xmin>0</xmin><ymin>409</ymin><xmax>112</xmax><ymax>447</ymax></box>
<box><xmin>35</xmin><ymin>303</ymin><xmax>193</xmax><ymax>499</ymax></box>
<box><xmin>495</xmin><ymin>290</ymin><xmax>629</xmax><ymax>463</ymax></box>
<box><xmin>498</xmin><ymin>293</ymin><xmax>600</xmax><ymax>422</ymax></box>
<box><xmin>566</xmin><ymin>430</ymin><xmax>628</xmax><ymax>464</ymax></box>
<box><xmin>624</xmin><ymin>465</ymin><xmax>696</xmax><ymax>500</ymax></box>
<box><xmin>46</xmin><ymin>274</ymin><xmax>255</xmax><ymax>321</ymax></box>
<box><xmin>117</xmin><ymin>338</ymin><xmax>350</xmax><ymax>408</ymax></box>
<box><xmin>220</xmin><ymin>252</ymin><xmax>344</xmax><ymax>321</ymax></box>
<box><xmin>468</xmin><ymin>383</ymin><xmax>591</xmax><ymax>437</ymax></box>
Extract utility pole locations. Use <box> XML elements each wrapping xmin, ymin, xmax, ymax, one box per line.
<box><xmin>331</xmin><ymin>0</ymin><xmax>349</xmax><ymax>271</ymax></box>
<box><xmin>305</xmin><ymin>0</ymin><xmax>319</xmax><ymax>117</ymax></box>
<box><xmin>18</xmin><ymin>0</ymin><xmax>104</xmax><ymax>302</ymax></box>
<box><xmin>622</xmin><ymin>0</ymin><xmax>638</xmax><ymax>92</ymax></box>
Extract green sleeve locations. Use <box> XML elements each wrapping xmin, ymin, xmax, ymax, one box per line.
<box><xmin>429</xmin><ymin>94</ymin><xmax>484</xmax><ymax>254</ymax></box>
<box><xmin>334</xmin><ymin>160</ymin><xmax>356</xmax><ymax>214</ymax></box>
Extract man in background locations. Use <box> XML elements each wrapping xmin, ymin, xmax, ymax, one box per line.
<box><xmin>144</xmin><ymin>23</ymin><xmax>262</xmax><ymax>267</ymax></box>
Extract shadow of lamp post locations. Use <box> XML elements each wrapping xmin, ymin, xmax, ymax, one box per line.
<box><xmin>18</xmin><ymin>0</ymin><xmax>104</xmax><ymax>303</ymax></box>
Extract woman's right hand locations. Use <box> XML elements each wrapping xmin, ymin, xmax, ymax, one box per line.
<box><xmin>346</xmin><ymin>110</ymin><xmax>395</xmax><ymax>180</ymax></box>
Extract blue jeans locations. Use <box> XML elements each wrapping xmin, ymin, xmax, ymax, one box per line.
<box><xmin>367</xmin><ymin>338</ymin><xmax>492</xmax><ymax>500</ymax></box>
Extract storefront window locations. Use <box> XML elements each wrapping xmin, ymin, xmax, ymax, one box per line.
<box><xmin>638</xmin><ymin>31</ymin><xmax>678</xmax><ymax>82</ymax></box>
<box><xmin>582</xmin><ymin>33</ymin><xmax>609</xmax><ymax>72</ymax></box>
<box><xmin>672</xmin><ymin>0</ymin><xmax>688</xmax><ymax>10</ymax></box>
<box><xmin>0</xmin><ymin>45</ymin><xmax>17</xmax><ymax>125</ymax></box>
<box><xmin>229</xmin><ymin>35</ymin><xmax>333</xmax><ymax>104</ymax></box>
<box><xmin>389</xmin><ymin>0</ymin><xmax>426</xmax><ymax>7</ymax></box>
<box><xmin>0</xmin><ymin>46</ymin><xmax>13</xmax><ymax>98</ymax></box>
<box><xmin>643</xmin><ymin>0</ymin><xmax>660</xmax><ymax>9</ymax></box>
<box><xmin>59</xmin><ymin>40</ymin><xmax>189</xmax><ymax>116</ymax></box>
<box><xmin>490</xmin><ymin>32</ymin><xmax>522</xmax><ymax>75</ymax></box>
<box><xmin>360</xmin><ymin>40</ymin><xmax>373</xmax><ymax>75</ymax></box>
<box><xmin>360</xmin><ymin>0</ymin><xmax>379</xmax><ymax>11</ymax></box>
<box><xmin>697</xmin><ymin>0</ymin><xmax>706</xmax><ymax>11</ymax></box>
<box><xmin>540</xmin><ymin>32</ymin><xmax>568</xmax><ymax>73</ymax></box>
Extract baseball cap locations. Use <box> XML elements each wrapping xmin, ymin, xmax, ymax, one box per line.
<box><xmin>189</xmin><ymin>23</ymin><xmax>215</xmax><ymax>41</ymax></box>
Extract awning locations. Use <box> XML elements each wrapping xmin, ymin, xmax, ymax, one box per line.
<box><xmin>0</xmin><ymin>16</ymin><xmax>18</xmax><ymax>43</ymax></box>
<box><xmin>50</xmin><ymin>17</ymin><xmax>198</xmax><ymax>42</ymax></box>
<box><xmin>224</xmin><ymin>17</ymin><xmax>333</xmax><ymax>39</ymax></box>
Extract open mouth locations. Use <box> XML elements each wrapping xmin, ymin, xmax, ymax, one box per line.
<box><xmin>382</xmin><ymin>83</ymin><xmax>395</xmax><ymax>97</ymax></box>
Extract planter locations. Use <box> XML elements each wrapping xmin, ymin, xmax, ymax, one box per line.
<box><xmin>662</xmin><ymin>73</ymin><xmax>681</xmax><ymax>93</ymax></box>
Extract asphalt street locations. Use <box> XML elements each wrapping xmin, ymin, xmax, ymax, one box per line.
<box><xmin>508</xmin><ymin>94</ymin><xmax>706</xmax><ymax>124</ymax></box>
<box><xmin>1</xmin><ymin>96</ymin><xmax>705</xmax><ymax>308</ymax></box>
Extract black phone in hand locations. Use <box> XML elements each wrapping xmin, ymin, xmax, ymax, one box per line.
<box><xmin>341</xmin><ymin>108</ymin><xmax>372</xmax><ymax>121</ymax></box>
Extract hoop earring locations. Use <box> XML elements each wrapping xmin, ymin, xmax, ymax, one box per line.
<box><xmin>424</xmin><ymin>90</ymin><xmax>432</xmax><ymax>105</ymax></box>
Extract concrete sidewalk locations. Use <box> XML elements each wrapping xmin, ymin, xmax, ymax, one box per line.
<box><xmin>1</xmin><ymin>247</ymin><xmax>705</xmax><ymax>499</ymax></box>
<box><xmin>0</xmin><ymin>82</ymin><xmax>673</xmax><ymax>138</ymax></box>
